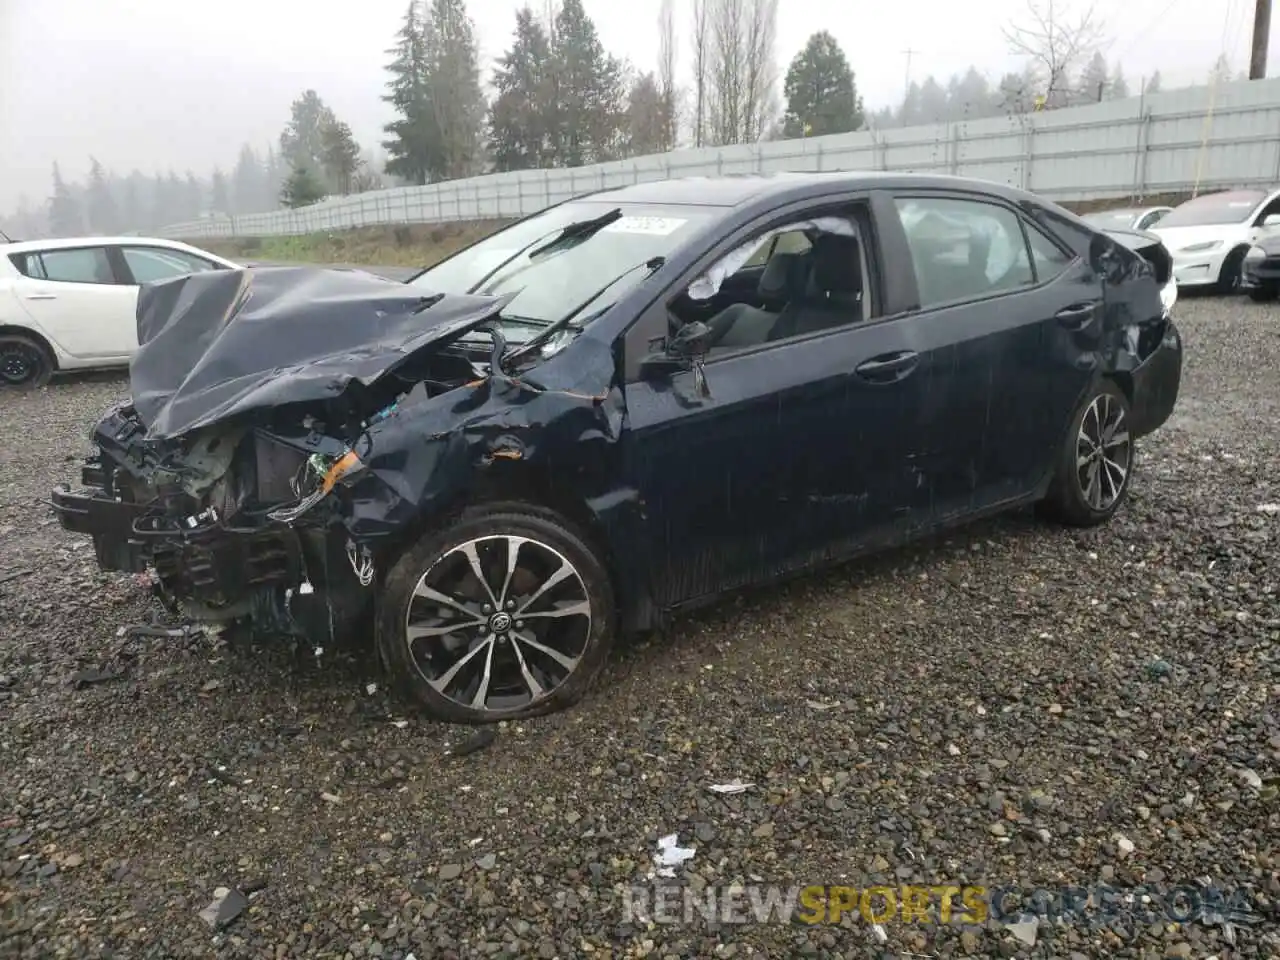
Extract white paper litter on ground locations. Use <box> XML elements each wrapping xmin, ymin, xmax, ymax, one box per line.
<box><xmin>652</xmin><ymin>833</ymin><xmax>696</xmax><ymax>878</ymax></box>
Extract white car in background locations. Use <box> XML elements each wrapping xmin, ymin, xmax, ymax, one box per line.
<box><xmin>0</xmin><ymin>236</ymin><xmax>239</xmax><ymax>388</ymax></box>
<box><xmin>1080</xmin><ymin>206</ymin><xmax>1173</xmax><ymax>232</ymax></box>
<box><xmin>1151</xmin><ymin>188</ymin><xmax>1280</xmax><ymax>294</ymax></box>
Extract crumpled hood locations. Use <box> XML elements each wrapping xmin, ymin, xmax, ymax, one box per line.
<box><xmin>129</xmin><ymin>266</ymin><xmax>511</xmax><ymax>440</ymax></box>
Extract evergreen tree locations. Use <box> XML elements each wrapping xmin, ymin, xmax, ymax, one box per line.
<box><xmin>1077</xmin><ymin>51</ymin><xmax>1110</xmax><ymax>103</ymax></box>
<box><xmin>489</xmin><ymin>6</ymin><xmax>555</xmax><ymax>171</ymax></box>
<box><xmin>320</xmin><ymin>117</ymin><xmax>362</xmax><ymax>193</ymax></box>
<box><xmin>184</xmin><ymin>172</ymin><xmax>203</xmax><ymax>219</ymax></box>
<box><xmin>1145</xmin><ymin>71</ymin><xmax>1163</xmax><ymax>94</ymax></box>
<box><xmin>549</xmin><ymin>0</ymin><xmax>624</xmax><ymax>166</ymax></box>
<box><xmin>210</xmin><ymin>169</ymin><xmax>231</xmax><ymax>214</ymax></box>
<box><xmin>120</xmin><ymin>172</ymin><xmax>143</xmax><ymax>231</ymax></box>
<box><xmin>1109</xmin><ymin>65</ymin><xmax>1130</xmax><ymax>99</ymax></box>
<box><xmin>382</xmin><ymin>0</ymin><xmax>438</xmax><ymax>185</ymax></box>
<box><xmin>280</xmin><ymin>90</ymin><xmax>336</xmax><ymax>175</ymax></box>
<box><xmin>280</xmin><ymin>162</ymin><xmax>326</xmax><ymax>208</ymax></box>
<box><xmin>149</xmin><ymin>173</ymin><xmax>168</xmax><ymax>227</ymax></box>
<box><xmin>165</xmin><ymin>171</ymin><xmax>184</xmax><ymax>223</ymax></box>
<box><xmin>624</xmin><ymin>72</ymin><xmax>671</xmax><ymax>156</ymax></box>
<box><xmin>424</xmin><ymin>0</ymin><xmax>487</xmax><ymax>179</ymax></box>
<box><xmin>47</xmin><ymin>164</ymin><xmax>83</xmax><ymax>236</ymax></box>
<box><xmin>231</xmin><ymin>145</ymin><xmax>263</xmax><ymax>214</ymax></box>
<box><xmin>85</xmin><ymin>157</ymin><xmax>120</xmax><ymax>233</ymax></box>
<box><xmin>1209</xmin><ymin>54</ymin><xmax>1233</xmax><ymax>87</ymax></box>
<box><xmin>781</xmin><ymin>32</ymin><xmax>863</xmax><ymax>138</ymax></box>
<box><xmin>264</xmin><ymin>146</ymin><xmax>283</xmax><ymax>209</ymax></box>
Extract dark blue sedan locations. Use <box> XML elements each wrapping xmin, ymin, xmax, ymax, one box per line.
<box><xmin>52</xmin><ymin>173</ymin><xmax>1183</xmax><ymax>724</ymax></box>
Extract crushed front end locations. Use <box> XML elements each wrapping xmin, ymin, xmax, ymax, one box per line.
<box><xmin>51</xmin><ymin>398</ymin><xmax>386</xmax><ymax>641</ymax></box>
<box><xmin>48</xmin><ymin>264</ymin><xmax>518</xmax><ymax>646</ymax></box>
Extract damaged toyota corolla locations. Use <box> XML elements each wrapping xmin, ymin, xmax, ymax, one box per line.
<box><xmin>51</xmin><ymin>173</ymin><xmax>1183</xmax><ymax>723</ymax></box>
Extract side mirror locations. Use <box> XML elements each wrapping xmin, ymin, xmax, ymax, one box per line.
<box><xmin>1262</xmin><ymin>213</ymin><xmax>1280</xmax><ymax>228</ymax></box>
<box><xmin>668</xmin><ymin>320</ymin><xmax>713</xmax><ymax>358</ymax></box>
<box><xmin>637</xmin><ymin>320</ymin><xmax>714</xmax><ymax>381</ymax></box>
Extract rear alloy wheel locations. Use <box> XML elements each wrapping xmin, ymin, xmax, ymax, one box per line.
<box><xmin>376</xmin><ymin>505</ymin><xmax>615</xmax><ymax>724</ymax></box>
<box><xmin>1039</xmin><ymin>380</ymin><xmax>1134</xmax><ymax>527</ymax></box>
<box><xmin>0</xmin><ymin>335</ymin><xmax>53</xmax><ymax>389</ymax></box>
<box><xmin>1216</xmin><ymin>248</ymin><xmax>1247</xmax><ymax>295</ymax></box>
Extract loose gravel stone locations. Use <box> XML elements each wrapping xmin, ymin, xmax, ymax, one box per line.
<box><xmin>1</xmin><ymin>296</ymin><xmax>1279</xmax><ymax>957</ymax></box>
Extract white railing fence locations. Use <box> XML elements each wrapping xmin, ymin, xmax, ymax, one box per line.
<box><xmin>163</xmin><ymin>76</ymin><xmax>1280</xmax><ymax>239</ymax></box>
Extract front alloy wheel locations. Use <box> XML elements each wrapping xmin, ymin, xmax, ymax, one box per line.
<box><xmin>377</xmin><ymin>505</ymin><xmax>615</xmax><ymax>724</ymax></box>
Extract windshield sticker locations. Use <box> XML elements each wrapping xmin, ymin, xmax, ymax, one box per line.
<box><xmin>602</xmin><ymin>216</ymin><xmax>688</xmax><ymax>236</ymax></box>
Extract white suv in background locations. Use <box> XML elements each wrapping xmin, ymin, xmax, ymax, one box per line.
<box><xmin>1151</xmin><ymin>188</ymin><xmax>1280</xmax><ymax>294</ymax></box>
<box><xmin>0</xmin><ymin>236</ymin><xmax>239</xmax><ymax>388</ymax></box>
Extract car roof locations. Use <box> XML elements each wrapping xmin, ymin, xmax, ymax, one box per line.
<box><xmin>578</xmin><ymin>171</ymin><xmax>1047</xmax><ymax>209</ymax></box>
<box><xmin>0</xmin><ymin>235</ymin><xmax>208</xmax><ymax>253</ymax></box>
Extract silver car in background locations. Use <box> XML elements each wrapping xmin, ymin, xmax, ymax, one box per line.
<box><xmin>1080</xmin><ymin>206</ymin><xmax>1174</xmax><ymax>232</ymax></box>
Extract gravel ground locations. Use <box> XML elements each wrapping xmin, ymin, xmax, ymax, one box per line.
<box><xmin>2</xmin><ymin>294</ymin><xmax>1278</xmax><ymax>960</ymax></box>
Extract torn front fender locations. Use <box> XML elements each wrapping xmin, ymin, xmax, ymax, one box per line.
<box><xmin>130</xmin><ymin>266</ymin><xmax>513</xmax><ymax>441</ymax></box>
<box><xmin>321</xmin><ymin>336</ymin><xmax>629</xmax><ymax>545</ymax></box>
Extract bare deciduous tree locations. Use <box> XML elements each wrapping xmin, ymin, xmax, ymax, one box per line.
<box><xmin>657</xmin><ymin>0</ymin><xmax>680</xmax><ymax>150</ymax></box>
<box><xmin>741</xmin><ymin>0</ymin><xmax>779</xmax><ymax>142</ymax></box>
<box><xmin>691</xmin><ymin>0</ymin><xmax>711</xmax><ymax>147</ymax></box>
<box><xmin>706</xmin><ymin>0</ymin><xmax>779</xmax><ymax>145</ymax></box>
<box><xmin>1002</xmin><ymin>0</ymin><xmax>1105</xmax><ymax>109</ymax></box>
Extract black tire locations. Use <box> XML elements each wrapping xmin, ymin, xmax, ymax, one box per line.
<box><xmin>1038</xmin><ymin>379</ymin><xmax>1134</xmax><ymax>528</ymax></box>
<box><xmin>375</xmin><ymin>502</ymin><xmax>616</xmax><ymax>724</ymax></box>
<box><xmin>0</xmin><ymin>334</ymin><xmax>54</xmax><ymax>389</ymax></box>
<box><xmin>1247</xmin><ymin>283</ymin><xmax>1279</xmax><ymax>303</ymax></box>
<box><xmin>1215</xmin><ymin>247</ymin><xmax>1248</xmax><ymax>295</ymax></box>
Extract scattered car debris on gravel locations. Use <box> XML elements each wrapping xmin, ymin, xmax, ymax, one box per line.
<box><xmin>197</xmin><ymin>886</ymin><xmax>250</xmax><ymax>930</ymax></box>
<box><xmin>1</xmin><ymin>296</ymin><xmax>1279</xmax><ymax>958</ymax></box>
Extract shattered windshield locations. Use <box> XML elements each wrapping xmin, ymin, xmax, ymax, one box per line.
<box><xmin>409</xmin><ymin>201</ymin><xmax>713</xmax><ymax>326</ymax></box>
<box><xmin>1157</xmin><ymin>191</ymin><xmax>1264</xmax><ymax>227</ymax></box>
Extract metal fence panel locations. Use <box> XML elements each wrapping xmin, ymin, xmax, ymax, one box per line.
<box><xmin>159</xmin><ymin>77</ymin><xmax>1280</xmax><ymax>239</ymax></box>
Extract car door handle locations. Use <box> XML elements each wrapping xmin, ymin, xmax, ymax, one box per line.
<box><xmin>24</xmin><ymin>292</ymin><xmax>57</xmax><ymax>300</ymax></box>
<box><xmin>1055</xmin><ymin>301</ymin><xmax>1099</xmax><ymax>329</ymax></box>
<box><xmin>855</xmin><ymin>350</ymin><xmax>919</xmax><ymax>382</ymax></box>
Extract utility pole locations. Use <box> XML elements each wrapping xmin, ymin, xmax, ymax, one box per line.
<box><xmin>902</xmin><ymin>48</ymin><xmax>917</xmax><ymax>100</ymax></box>
<box><xmin>1251</xmin><ymin>0</ymin><xmax>1272</xmax><ymax>79</ymax></box>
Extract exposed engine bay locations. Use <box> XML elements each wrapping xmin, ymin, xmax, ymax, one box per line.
<box><xmin>64</xmin><ymin>344</ymin><xmax>499</xmax><ymax>642</ymax></box>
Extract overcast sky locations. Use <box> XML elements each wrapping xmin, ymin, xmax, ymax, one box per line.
<box><xmin>1</xmin><ymin>0</ymin><xmax>1274</xmax><ymax>211</ymax></box>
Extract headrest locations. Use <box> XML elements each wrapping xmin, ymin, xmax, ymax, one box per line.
<box><xmin>809</xmin><ymin>234</ymin><xmax>862</xmax><ymax>295</ymax></box>
<box><xmin>758</xmin><ymin>250</ymin><xmax>808</xmax><ymax>299</ymax></box>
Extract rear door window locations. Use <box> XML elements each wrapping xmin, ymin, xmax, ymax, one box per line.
<box><xmin>9</xmin><ymin>247</ymin><xmax>117</xmax><ymax>284</ymax></box>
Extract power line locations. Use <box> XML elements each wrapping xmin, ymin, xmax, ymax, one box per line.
<box><xmin>1194</xmin><ymin>0</ymin><xmax>1240</xmax><ymax>196</ymax></box>
<box><xmin>1112</xmin><ymin>0</ymin><xmax>1188</xmax><ymax>63</ymax></box>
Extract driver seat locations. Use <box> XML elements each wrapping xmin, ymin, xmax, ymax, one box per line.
<box><xmin>705</xmin><ymin>250</ymin><xmax>809</xmax><ymax>350</ymax></box>
<box><xmin>767</xmin><ymin>233</ymin><xmax>863</xmax><ymax>340</ymax></box>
